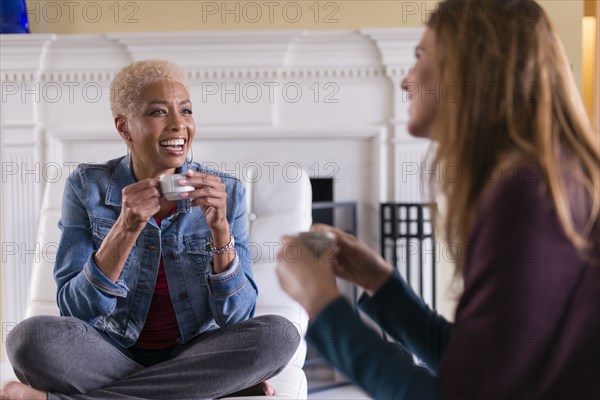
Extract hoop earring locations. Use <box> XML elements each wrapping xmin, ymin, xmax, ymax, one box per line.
<box><xmin>186</xmin><ymin>146</ymin><xmax>194</xmax><ymax>164</ymax></box>
<box><xmin>126</xmin><ymin>138</ymin><xmax>132</xmax><ymax>157</ymax></box>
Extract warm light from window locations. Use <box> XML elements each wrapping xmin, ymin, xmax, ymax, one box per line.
<box><xmin>582</xmin><ymin>16</ymin><xmax>597</xmax><ymax>119</ymax></box>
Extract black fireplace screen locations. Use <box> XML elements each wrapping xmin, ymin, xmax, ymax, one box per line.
<box><xmin>380</xmin><ymin>203</ymin><xmax>437</xmax><ymax>309</ymax></box>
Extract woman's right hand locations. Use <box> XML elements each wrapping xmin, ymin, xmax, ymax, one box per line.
<box><xmin>119</xmin><ymin>178</ymin><xmax>162</xmax><ymax>232</ymax></box>
<box><xmin>312</xmin><ymin>224</ymin><xmax>394</xmax><ymax>296</ymax></box>
<box><xmin>94</xmin><ymin>179</ymin><xmax>161</xmax><ymax>282</ymax></box>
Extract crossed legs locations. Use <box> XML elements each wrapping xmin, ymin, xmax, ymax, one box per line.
<box><xmin>2</xmin><ymin>315</ymin><xmax>299</xmax><ymax>399</ymax></box>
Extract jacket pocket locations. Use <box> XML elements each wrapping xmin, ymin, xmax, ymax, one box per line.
<box><xmin>92</xmin><ymin>218</ymin><xmax>137</xmax><ymax>276</ymax></box>
<box><xmin>92</xmin><ymin>218</ymin><xmax>115</xmax><ymax>245</ymax></box>
<box><xmin>92</xmin><ymin>218</ymin><xmax>139</xmax><ymax>248</ymax></box>
<box><xmin>184</xmin><ymin>234</ymin><xmax>212</xmax><ymax>270</ymax></box>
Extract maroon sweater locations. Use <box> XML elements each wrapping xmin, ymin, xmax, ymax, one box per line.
<box><xmin>307</xmin><ymin>165</ymin><xmax>600</xmax><ymax>399</ymax></box>
<box><xmin>438</xmin><ymin>166</ymin><xmax>600</xmax><ymax>399</ymax></box>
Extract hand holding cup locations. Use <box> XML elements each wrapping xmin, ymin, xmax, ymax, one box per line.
<box><xmin>159</xmin><ymin>173</ymin><xmax>195</xmax><ymax>201</ymax></box>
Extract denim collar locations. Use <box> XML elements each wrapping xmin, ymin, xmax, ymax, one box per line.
<box><xmin>105</xmin><ymin>155</ymin><xmax>136</xmax><ymax>206</ymax></box>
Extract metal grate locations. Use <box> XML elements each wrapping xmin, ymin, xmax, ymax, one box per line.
<box><xmin>380</xmin><ymin>203</ymin><xmax>437</xmax><ymax>309</ymax></box>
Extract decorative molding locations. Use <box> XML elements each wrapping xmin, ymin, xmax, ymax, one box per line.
<box><xmin>44</xmin><ymin>35</ymin><xmax>130</xmax><ymax>71</ymax></box>
<box><xmin>12</xmin><ymin>66</ymin><xmax>387</xmax><ymax>83</ymax></box>
<box><xmin>36</xmin><ymin>71</ymin><xmax>116</xmax><ymax>83</ymax></box>
<box><xmin>2</xmin><ymin>67</ymin><xmax>389</xmax><ymax>84</ymax></box>
<box><xmin>1</xmin><ymin>123</ymin><xmax>40</xmax><ymax>145</ymax></box>
<box><xmin>1</xmin><ymin>149</ymin><xmax>42</xmax><ymax>324</ymax></box>
<box><xmin>361</xmin><ymin>27</ymin><xmax>424</xmax><ymax>76</ymax></box>
<box><xmin>0</xmin><ymin>34</ymin><xmax>54</xmax><ymax>79</ymax></box>
<box><xmin>1</xmin><ymin>30</ymin><xmax>420</xmax><ymax>82</ymax></box>
<box><xmin>48</xmin><ymin>125</ymin><xmax>385</xmax><ymax>142</ymax></box>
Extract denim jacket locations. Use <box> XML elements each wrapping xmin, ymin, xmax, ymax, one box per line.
<box><xmin>54</xmin><ymin>155</ymin><xmax>257</xmax><ymax>348</ymax></box>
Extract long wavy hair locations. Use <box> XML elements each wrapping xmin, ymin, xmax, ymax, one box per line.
<box><xmin>426</xmin><ymin>0</ymin><xmax>600</xmax><ymax>274</ymax></box>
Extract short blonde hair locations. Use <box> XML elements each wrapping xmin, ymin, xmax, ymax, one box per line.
<box><xmin>109</xmin><ymin>59</ymin><xmax>189</xmax><ymax>116</ymax></box>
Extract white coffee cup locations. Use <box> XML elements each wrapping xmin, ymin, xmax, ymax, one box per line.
<box><xmin>295</xmin><ymin>231</ymin><xmax>337</xmax><ymax>256</ymax></box>
<box><xmin>159</xmin><ymin>173</ymin><xmax>195</xmax><ymax>201</ymax></box>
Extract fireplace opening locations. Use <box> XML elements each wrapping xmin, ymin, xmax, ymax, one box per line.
<box><xmin>310</xmin><ymin>178</ymin><xmax>334</xmax><ymax>226</ymax></box>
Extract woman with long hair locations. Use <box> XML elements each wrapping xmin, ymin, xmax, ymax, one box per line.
<box><xmin>276</xmin><ymin>1</ymin><xmax>600</xmax><ymax>398</ymax></box>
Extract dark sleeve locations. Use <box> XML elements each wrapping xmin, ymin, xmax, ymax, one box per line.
<box><xmin>438</xmin><ymin>169</ymin><xmax>587</xmax><ymax>399</ymax></box>
<box><xmin>307</xmin><ymin>298</ymin><xmax>441</xmax><ymax>400</ymax></box>
<box><xmin>358</xmin><ymin>269</ymin><xmax>453</xmax><ymax>373</ymax></box>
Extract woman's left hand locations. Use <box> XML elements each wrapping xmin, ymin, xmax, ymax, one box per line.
<box><xmin>179</xmin><ymin>170</ymin><xmax>229</xmax><ymax>232</ymax></box>
<box><xmin>276</xmin><ymin>235</ymin><xmax>341</xmax><ymax>319</ymax></box>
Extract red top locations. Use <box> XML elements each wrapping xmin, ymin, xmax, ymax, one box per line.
<box><xmin>134</xmin><ymin>207</ymin><xmax>180</xmax><ymax>350</ymax></box>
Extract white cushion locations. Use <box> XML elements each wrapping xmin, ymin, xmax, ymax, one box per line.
<box><xmin>253</xmin><ymin>262</ymin><xmax>309</xmax><ymax>370</ymax></box>
<box><xmin>226</xmin><ymin>366</ymin><xmax>308</xmax><ymax>400</ymax></box>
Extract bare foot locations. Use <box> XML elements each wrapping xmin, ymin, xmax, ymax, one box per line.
<box><xmin>262</xmin><ymin>381</ymin><xmax>275</xmax><ymax>396</ymax></box>
<box><xmin>0</xmin><ymin>381</ymin><xmax>47</xmax><ymax>400</ymax></box>
<box><xmin>220</xmin><ymin>381</ymin><xmax>276</xmax><ymax>397</ymax></box>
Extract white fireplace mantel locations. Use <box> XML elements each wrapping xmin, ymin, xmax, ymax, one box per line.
<box><xmin>1</xmin><ymin>29</ymin><xmax>432</xmax><ymax>325</ymax></box>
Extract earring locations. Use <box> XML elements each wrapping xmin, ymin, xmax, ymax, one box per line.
<box><xmin>125</xmin><ymin>137</ymin><xmax>132</xmax><ymax>156</ymax></box>
<box><xmin>186</xmin><ymin>146</ymin><xmax>194</xmax><ymax>164</ymax></box>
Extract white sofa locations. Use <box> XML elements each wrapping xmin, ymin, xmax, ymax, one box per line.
<box><xmin>9</xmin><ymin>165</ymin><xmax>312</xmax><ymax>399</ymax></box>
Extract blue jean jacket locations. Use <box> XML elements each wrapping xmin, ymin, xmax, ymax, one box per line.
<box><xmin>54</xmin><ymin>155</ymin><xmax>257</xmax><ymax>348</ymax></box>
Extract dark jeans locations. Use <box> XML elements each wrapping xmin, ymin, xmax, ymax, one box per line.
<box><xmin>7</xmin><ymin>314</ymin><xmax>300</xmax><ymax>399</ymax></box>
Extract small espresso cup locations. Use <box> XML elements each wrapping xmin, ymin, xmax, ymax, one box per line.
<box><xmin>159</xmin><ymin>173</ymin><xmax>195</xmax><ymax>201</ymax></box>
<box><xmin>295</xmin><ymin>231</ymin><xmax>337</xmax><ymax>257</ymax></box>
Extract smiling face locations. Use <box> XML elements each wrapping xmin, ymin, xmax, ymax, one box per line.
<box><xmin>401</xmin><ymin>28</ymin><xmax>439</xmax><ymax>139</ymax></box>
<box><xmin>118</xmin><ymin>79</ymin><xmax>196</xmax><ymax>180</ymax></box>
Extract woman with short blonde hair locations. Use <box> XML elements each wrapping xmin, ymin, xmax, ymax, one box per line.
<box><xmin>2</xmin><ymin>59</ymin><xmax>299</xmax><ymax>400</ymax></box>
